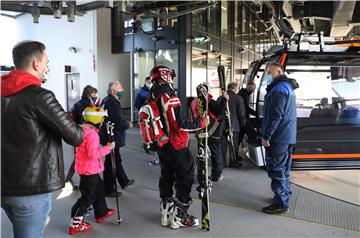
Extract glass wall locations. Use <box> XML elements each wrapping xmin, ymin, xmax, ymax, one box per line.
<box><xmin>221</xmin><ymin>1</ymin><xmax>231</xmax><ymax>40</ymax></box>
<box><xmin>208</xmin><ymin>52</ymin><xmax>221</xmax><ymax>98</ymax></box>
<box><xmin>192</xmin><ymin>9</ymin><xmax>207</xmax><ymax>33</ymax></box>
<box><xmin>133</xmin><ymin>51</ymin><xmax>154</xmax><ymax>89</ymax></box>
<box><xmin>192</xmin><ymin>48</ymin><xmax>207</xmax><ymax>97</ymax></box>
<box><xmin>190</xmin><ymin>1</ymin><xmax>278</xmax><ymax>93</ymax></box>
<box><xmin>209</xmin><ymin>4</ymin><xmax>220</xmax><ymax>36</ymax></box>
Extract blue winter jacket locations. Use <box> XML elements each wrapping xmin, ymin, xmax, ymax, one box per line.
<box><xmin>263</xmin><ymin>75</ymin><xmax>299</xmax><ymax>144</ymax></box>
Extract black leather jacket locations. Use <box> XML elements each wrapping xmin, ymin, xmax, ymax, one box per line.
<box><xmin>1</xmin><ymin>85</ymin><xmax>84</xmax><ymax>196</ymax></box>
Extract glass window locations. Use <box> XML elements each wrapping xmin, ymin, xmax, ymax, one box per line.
<box><xmin>234</xmin><ymin>2</ymin><xmax>242</xmax><ymax>44</ymax></box>
<box><xmin>221</xmin><ymin>55</ymin><xmax>232</xmax><ymax>90</ymax></box>
<box><xmin>192</xmin><ymin>9</ymin><xmax>207</xmax><ymax>32</ymax></box>
<box><xmin>249</xmin><ymin>13</ymin><xmax>255</xmax><ymax>51</ymax></box>
<box><xmin>155</xmin><ymin>49</ymin><xmax>179</xmax><ymax>88</ymax></box>
<box><xmin>191</xmin><ymin>48</ymin><xmax>207</xmax><ymax>97</ymax></box>
<box><xmin>242</xmin><ymin>49</ymin><xmax>249</xmax><ymax>72</ymax></box>
<box><xmin>221</xmin><ymin>1</ymin><xmax>231</xmax><ymax>40</ymax></box>
<box><xmin>209</xmin><ymin>4</ymin><xmax>220</xmax><ymax>36</ymax></box>
<box><xmin>242</xmin><ymin>5</ymin><xmax>250</xmax><ymax>50</ymax></box>
<box><xmin>208</xmin><ymin>52</ymin><xmax>221</xmax><ymax>98</ymax></box>
<box><xmin>287</xmin><ymin>65</ymin><xmax>360</xmax><ymax>119</ymax></box>
<box><xmin>234</xmin><ymin>58</ymin><xmax>243</xmax><ymax>85</ymax></box>
<box><xmin>133</xmin><ymin>50</ymin><xmax>154</xmax><ymax>89</ymax></box>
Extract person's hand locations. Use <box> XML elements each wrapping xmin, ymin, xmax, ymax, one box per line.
<box><xmin>261</xmin><ymin>138</ymin><xmax>270</xmax><ymax>147</ymax></box>
<box><xmin>201</xmin><ymin>114</ymin><xmax>210</xmax><ymax>127</ymax></box>
<box><xmin>129</xmin><ymin>121</ymin><xmax>134</xmax><ymax>128</ymax></box>
<box><xmin>107</xmin><ymin>142</ymin><xmax>115</xmax><ymax>150</ymax></box>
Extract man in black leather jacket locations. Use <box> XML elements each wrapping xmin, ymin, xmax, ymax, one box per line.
<box><xmin>1</xmin><ymin>41</ymin><xmax>84</xmax><ymax>238</ymax></box>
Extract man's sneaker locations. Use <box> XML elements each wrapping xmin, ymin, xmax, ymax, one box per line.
<box><xmin>160</xmin><ymin>198</ymin><xmax>174</xmax><ymax>227</ymax></box>
<box><xmin>262</xmin><ymin>203</ymin><xmax>289</xmax><ymax>214</ymax></box>
<box><xmin>96</xmin><ymin>209</ymin><xmax>116</xmax><ymax>223</ymax></box>
<box><xmin>170</xmin><ymin>200</ymin><xmax>199</xmax><ymax>229</ymax></box>
<box><xmin>69</xmin><ymin>216</ymin><xmax>92</xmax><ymax>235</ymax></box>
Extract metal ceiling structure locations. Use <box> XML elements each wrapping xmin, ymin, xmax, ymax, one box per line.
<box><xmin>1</xmin><ymin>1</ymin><xmax>360</xmax><ymax>39</ymax></box>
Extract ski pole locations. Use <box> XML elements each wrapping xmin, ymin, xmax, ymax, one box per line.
<box><xmin>106</xmin><ymin>121</ymin><xmax>122</xmax><ymax>224</ymax></box>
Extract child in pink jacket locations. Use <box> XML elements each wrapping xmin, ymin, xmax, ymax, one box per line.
<box><xmin>69</xmin><ymin>107</ymin><xmax>115</xmax><ymax>235</ymax></box>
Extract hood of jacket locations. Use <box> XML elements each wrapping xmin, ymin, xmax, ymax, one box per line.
<box><xmin>1</xmin><ymin>70</ymin><xmax>41</xmax><ymax>97</ymax></box>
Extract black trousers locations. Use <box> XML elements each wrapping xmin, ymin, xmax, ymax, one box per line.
<box><xmin>103</xmin><ymin>147</ymin><xmax>130</xmax><ymax>193</ymax></box>
<box><xmin>157</xmin><ymin>143</ymin><xmax>194</xmax><ymax>204</ymax></box>
<box><xmin>222</xmin><ymin>131</ymin><xmax>242</xmax><ymax>165</ymax></box>
<box><xmin>71</xmin><ymin>174</ymin><xmax>109</xmax><ymax>219</ymax></box>
<box><xmin>239</xmin><ymin>120</ymin><xmax>258</xmax><ymax>143</ymax></box>
<box><xmin>202</xmin><ymin>138</ymin><xmax>223</xmax><ymax>181</ymax></box>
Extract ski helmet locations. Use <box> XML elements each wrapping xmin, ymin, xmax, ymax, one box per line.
<box><xmin>82</xmin><ymin>106</ymin><xmax>108</xmax><ymax>125</ymax></box>
<box><xmin>150</xmin><ymin>65</ymin><xmax>176</xmax><ymax>84</ymax></box>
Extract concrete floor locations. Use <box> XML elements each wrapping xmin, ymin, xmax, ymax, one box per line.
<box><xmin>2</xmin><ymin>185</ymin><xmax>359</xmax><ymax>238</ymax></box>
<box><xmin>2</xmin><ymin>128</ymin><xmax>360</xmax><ymax>237</ymax></box>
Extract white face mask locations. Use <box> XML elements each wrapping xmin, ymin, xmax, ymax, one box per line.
<box><xmin>145</xmin><ymin>82</ymin><xmax>153</xmax><ymax>88</ymax></box>
<box><xmin>41</xmin><ymin>64</ymin><xmax>50</xmax><ymax>84</ymax></box>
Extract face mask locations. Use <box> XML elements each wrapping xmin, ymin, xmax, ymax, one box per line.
<box><xmin>116</xmin><ymin>90</ymin><xmax>125</xmax><ymax>99</ymax></box>
<box><xmin>246</xmin><ymin>87</ymin><xmax>255</xmax><ymax>94</ymax></box>
<box><xmin>41</xmin><ymin>64</ymin><xmax>50</xmax><ymax>84</ymax></box>
<box><xmin>145</xmin><ymin>82</ymin><xmax>153</xmax><ymax>88</ymax></box>
<box><xmin>263</xmin><ymin>73</ymin><xmax>273</xmax><ymax>85</ymax></box>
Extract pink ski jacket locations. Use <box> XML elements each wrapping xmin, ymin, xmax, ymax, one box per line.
<box><xmin>75</xmin><ymin>124</ymin><xmax>111</xmax><ymax>175</ymax></box>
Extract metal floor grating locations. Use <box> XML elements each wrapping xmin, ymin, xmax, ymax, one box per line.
<box><xmin>285</xmin><ymin>183</ymin><xmax>360</xmax><ymax>231</ymax></box>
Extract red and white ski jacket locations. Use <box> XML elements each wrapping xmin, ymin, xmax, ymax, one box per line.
<box><xmin>150</xmin><ymin>83</ymin><xmax>205</xmax><ymax>150</ymax></box>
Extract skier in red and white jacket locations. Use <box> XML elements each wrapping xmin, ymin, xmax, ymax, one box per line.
<box><xmin>148</xmin><ymin>65</ymin><xmax>208</xmax><ymax>229</ymax></box>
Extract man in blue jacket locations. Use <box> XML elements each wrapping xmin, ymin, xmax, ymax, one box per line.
<box><xmin>261</xmin><ymin>63</ymin><xmax>299</xmax><ymax>214</ymax></box>
<box><xmin>135</xmin><ymin>77</ymin><xmax>152</xmax><ymax>110</ymax></box>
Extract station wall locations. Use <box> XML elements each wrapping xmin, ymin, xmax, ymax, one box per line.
<box><xmin>2</xmin><ymin>8</ymin><xmax>131</xmax><ymax>110</ymax></box>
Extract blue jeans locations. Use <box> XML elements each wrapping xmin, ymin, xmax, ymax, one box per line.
<box><xmin>265</xmin><ymin>143</ymin><xmax>293</xmax><ymax>209</ymax></box>
<box><xmin>1</xmin><ymin>193</ymin><xmax>52</xmax><ymax>238</ymax></box>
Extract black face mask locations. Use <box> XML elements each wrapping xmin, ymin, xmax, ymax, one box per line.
<box><xmin>246</xmin><ymin>88</ymin><xmax>255</xmax><ymax>94</ymax></box>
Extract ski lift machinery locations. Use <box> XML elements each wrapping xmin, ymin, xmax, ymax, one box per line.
<box><xmin>244</xmin><ymin>33</ymin><xmax>360</xmax><ymax>170</ymax></box>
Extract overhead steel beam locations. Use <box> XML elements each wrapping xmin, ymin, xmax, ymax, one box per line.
<box><xmin>282</xmin><ymin>1</ymin><xmax>301</xmax><ymax>33</ymax></box>
<box><xmin>330</xmin><ymin>0</ymin><xmax>357</xmax><ymax>37</ymax></box>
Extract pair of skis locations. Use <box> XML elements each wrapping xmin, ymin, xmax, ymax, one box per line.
<box><xmin>196</xmin><ymin>65</ymin><xmax>230</xmax><ymax>231</ymax></box>
<box><xmin>218</xmin><ymin>66</ymin><xmax>237</xmax><ymax>166</ymax></box>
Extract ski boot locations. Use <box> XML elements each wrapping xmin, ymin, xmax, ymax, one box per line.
<box><xmin>69</xmin><ymin>216</ymin><xmax>92</xmax><ymax>235</ymax></box>
<box><xmin>160</xmin><ymin>198</ymin><xmax>174</xmax><ymax>227</ymax></box>
<box><xmin>170</xmin><ymin>199</ymin><xmax>199</xmax><ymax>229</ymax></box>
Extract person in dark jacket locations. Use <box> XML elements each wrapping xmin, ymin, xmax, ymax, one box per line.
<box><xmin>191</xmin><ymin>86</ymin><xmax>227</xmax><ymax>182</ymax></box>
<box><xmin>222</xmin><ymin>82</ymin><xmax>246</xmax><ymax>167</ymax></box>
<box><xmin>66</xmin><ymin>85</ymin><xmax>99</xmax><ymax>189</ymax></box>
<box><xmin>148</xmin><ymin>65</ymin><xmax>208</xmax><ymax>229</ymax></box>
<box><xmin>135</xmin><ymin>77</ymin><xmax>152</xmax><ymax>110</ymax></box>
<box><xmin>238</xmin><ymin>83</ymin><xmax>259</xmax><ymax>144</ymax></box>
<box><xmin>70</xmin><ymin>85</ymin><xmax>100</xmax><ymax>124</ymax></box>
<box><xmin>261</xmin><ymin>63</ymin><xmax>298</xmax><ymax>214</ymax></box>
<box><xmin>100</xmin><ymin>81</ymin><xmax>134</xmax><ymax>196</ymax></box>
<box><xmin>1</xmin><ymin>41</ymin><xmax>84</xmax><ymax>238</ymax></box>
